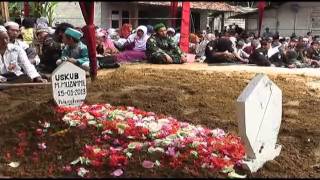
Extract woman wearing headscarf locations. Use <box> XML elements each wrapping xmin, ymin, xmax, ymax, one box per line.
<box><xmin>116</xmin><ymin>25</ymin><xmax>149</xmax><ymax>63</ymax></box>
<box><xmin>120</xmin><ymin>23</ymin><xmax>132</xmax><ymax>39</ymax></box>
<box><xmin>96</xmin><ymin>28</ymin><xmax>119</xmax><ymax>56</ymax></box>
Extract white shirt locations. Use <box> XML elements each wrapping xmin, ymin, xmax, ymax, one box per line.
<box><xmin>0</xmin><ymin>44</ymin><xmax>40</xmax><ymax>79</ymax></box>
<box><xmin>11</xmin><ymin>39</ymin><xmax>40</xmax><ymax>65</ymax></box>
<box><xmin>12</xmin><ymin>39</ymin><xmax>29</xmax><ymax>50</ymax></box>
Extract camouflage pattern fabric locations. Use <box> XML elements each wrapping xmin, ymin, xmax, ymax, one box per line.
<box><xmin>146</xmin><ymin>34</ymin><xmax>183</xmax><ymax>64</ymax></box>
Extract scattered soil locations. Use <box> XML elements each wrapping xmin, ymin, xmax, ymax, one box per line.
<box><xmin>0</xmin><ymin>64</ymin><xmax>319</xmax><ymax>178</ymax></box>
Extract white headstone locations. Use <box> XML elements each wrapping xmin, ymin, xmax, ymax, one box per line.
<box><xmin>236</xmin><ymin>73</ymin><xmax>282</xmax><ymax>173</ymax></box>
<box><xmin>51</xmin><ymin>61</ymin><xmax>87</xmax><ymax>107</ymax></box>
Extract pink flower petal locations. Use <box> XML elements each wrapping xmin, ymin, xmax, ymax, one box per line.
<box><xmin>111</xmin><ymin>169</ymin><xmax>123</xmax><ymax>176</ymax></box>
<box><xmin>142</xmin><ymin>160</ymin><xmax>154</xmax><ymax>169</ymax></box>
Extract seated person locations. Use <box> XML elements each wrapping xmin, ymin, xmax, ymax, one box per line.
<box><xmin>204</xmin><ymin>35</ymin><xmax>248</xmax><ymax>64</ymax></box>
<box><xmin>196</xmin><ymin>33</ymin><xmax>215</xmax><ymax>61</ymax></box>
<box><xmin>36</xmin><ymin>26</ymin><xmax>62</xmax><ymax>73</ymax></box>
<box><xmin>146</xmin><ymin>23</ymin><xmax>187</xmax><ymax>64</ymax></box>
<box><xmin>116</xmin><ymin>25</ymin><xmax>149</xmax><ymax>63</ymax></box>
<box><xmin>20</xmin><ymin>17</ymin><xmax>35</xmax><ymax>45</ymax></box>
<box><xmin>167</xmin><ymin>27</ymin><xmax>179</xmax><ymax>45</ymax></box>
<box><xmin>243</xmin><ymin>39</ymin><xmax>260</xmax><ymax>56</ymax></box>
<box><xmin>4</xmin><ymin>21</ymin><xmax>40</xmax><ymax>66</ymax></box>
<box><xmin>284</xmin><ymin>44</ymin><xmax>314</xmax><ymax>69</ymax></box>
<box><xmin>96</xmin><ymin>28</ymin><xmax>119</xmax><ymax>56</ymax></box>
<box><xmin>189</xmin><ymin>33</ymin><xmax>200</xmax><ymax>54</ymax></box>
<box><xmin>0</xmin><ymin>26</ymin><xmax>46</xmax><ymax>83</ymax></box>
<box><xmin>235</xmin><ymin>40</ymin><xmax>250</xmax><ymax>61</ymax></box>
<box><xmin>306</xmin><ymin>41</ymin><xmax>320</xmax><ymax>61</ymax></box>
<box><xmin>249</xmin><ymin>40</ymin><xmax>271</xmax><ymax>66</ymax></box>
<box><xmin>56</xmin><ymin>28</ymin><xmax>90</xmax><ymax>71</ymax></box>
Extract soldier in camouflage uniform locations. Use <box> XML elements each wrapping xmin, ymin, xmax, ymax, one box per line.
<box><xmin>146</xmin><ymin>23</ymin><xmax>187</xmax><ymax>64</ymax></box>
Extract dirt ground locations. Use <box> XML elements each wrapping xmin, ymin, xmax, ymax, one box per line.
<box><xmin>0</xmin><ymin>63</ymin><xmax>320</xmax><ymax>178</ymax></box>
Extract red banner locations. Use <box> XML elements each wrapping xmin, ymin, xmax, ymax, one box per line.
<box><xmin>179</xmin><ymin>2</ymin><xmax>190</xmax><ymax>53</ymax></box>
<box><xmin>170</xmin><ymin>2</ymin><xmax>178</xmax><ymax>28</ymax></box>
<box><xmin>258</xmin><ymin>0</ymin><xmax>266</xmax><ymax>37</ymax></box>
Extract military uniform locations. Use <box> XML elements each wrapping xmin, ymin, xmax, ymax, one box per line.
<box><xmin>146</xmin><ymin>34</ymin><xmax>184</xmax><ymax>64</ymax></box>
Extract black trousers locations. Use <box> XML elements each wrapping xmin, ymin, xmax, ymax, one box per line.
<box><xmin>1</xmin><ymin>73</ymin><xmax>30</xmax><ymax>83</ymax></box>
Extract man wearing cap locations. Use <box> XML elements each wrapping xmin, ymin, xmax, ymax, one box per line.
<box><xmin>0</xmin><ymin>26</ymin><xmax>46</xmax><ymax>83</ymax></box>
<box><xmin>56</xmin><ymin>27</ymin><xmax>90</xmax><ymax>71</ymax></box>
<box><xmin>4</xmin><ymin>21</ymin><xmax>41</xmax><ymax>66</ymax></box>
<box><xmin>146</xmin><ymin>23</ymin><xmax>187</xmax><ymax>64</ymax></box>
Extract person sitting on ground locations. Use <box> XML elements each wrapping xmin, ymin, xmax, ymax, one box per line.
<box><xmin>146</xmin><ymin>25</ymin><xmax>154</xmax><ymax>36</ymax></box>
<box><xmin>116</xmin><ymin>25</ymin><xmax>149</xmax><ymax>63</ymax></box>
<box><xmin>167</xmin><ymin>27</ymin><xmax>178</xmax><ymax>38</ymax></box>
<box><xmin>20</xmin><ymin>17</ymin><xmax>35</xmax><ymax>45</ymax></box>
<box><xmin>56</xmin><ymin>28</ymin><xmax>90</xmax><ymax>71</ymax></box>
<box><xmin>120</xmin><ymin>23</ymin><xmax>132</xmax><ymax>39</ymax></box>
<box><xmin>96</xmin><ymin>28</ymin><xmax>119</xmax><ymax>56</ymax></box>
<box><xmin>0</xmin><ymin>26</ymin><xmax>46</xmax><ymax>83</ymax></box>
<box><xmin>4</xmin><ymin>21</ymin><xmax>40</xmax><ymax>66</ymax></box>
<box><xmin>53</xmin><ymin>22</ymin><xmax>74</xmax><ymax>44</ymax></box>
<box><xmin>196</xmin><ymin>33</ymin><xmax>215</xmax><ymax>61</ymax></box>
<box><xmin>243</xmin><ymin>39</ymin><xmax>260</xmax><ymax>56</ymax></box>
<box><xmin>306</xmin><ymin>41</ymin><xmax>320</xmax><ymax>67</ymax></box>
<box><xmin>189</xmin><ymin>33</ymin><xmax>200</xmax><ymax>54</ymax></box>
<box><xmin>249</xmin><ymin>40</ymin><xmax>272</xmax><ymax>66</ymax></box>
<box><xmin>146</xmin><ymin>23</ymin><xmax>187</xmax><ymax>64</ymax></box>
<box><xmin>283</xmin><ymin>42</ymin><xmax>315</xmax><ymax>68</ymax></box>
<box><xmin>204</xmin><ymin>34</ymin><xmax>248</xmax><ymax>64</ymax></box>
<box><xmin>36</xmin><ymin>26</ymin><xmax>62</xmax><ymax>73</ymax></box>
<box><xmin>235</xmin><ymin>40</ymin><xmax>250</xmax><ymax>61</ymax></box>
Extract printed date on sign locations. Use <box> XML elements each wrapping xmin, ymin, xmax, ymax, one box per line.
<box><xmin>57</xmin><ymin>89</ymin><xmax>86</xmax><ymax>96</ymax></box>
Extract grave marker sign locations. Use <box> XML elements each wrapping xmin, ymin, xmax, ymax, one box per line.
<box><xmin>52</xmin><ymin>61</ymin><xmax>87</xmax><ymax>107</ymax></box>
<box><xmin>236</xmin><ymin>73</ymin><xmax>282</xmax><ymax>173</ymax></box>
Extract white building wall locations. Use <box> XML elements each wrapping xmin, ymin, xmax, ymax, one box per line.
<box><xmin>54</xmin><ymin>2</ymin><xmax>101</xmax><ymax>27</ymax></box>
<box><xmin>246</xmin><ymin>2</ymin><xmax>320</xmax><ymax>37</ymax></box>
<box><xmin>101</xmin><ymin>2</ymin><xmax>137</xmax><ymax>29</ymax></box>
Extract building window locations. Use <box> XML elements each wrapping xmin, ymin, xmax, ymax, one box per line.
<box><xmin>138</xmin><ymin>10</ymin><xmax>148</xmax><ymax>25</ymax></box>
<box><xmin>111</xmin><ymin>10</ymin><xmax>120</xmax><ymax>28</ymax></box>
<box><xmin>122</xmin><ymin>10</ymin><xmax>129</xmax><ymax>25</ymax></box>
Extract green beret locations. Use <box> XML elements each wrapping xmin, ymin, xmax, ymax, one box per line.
<box><xmin>154</xmin><ymin>23</ymin><xmax>166</xmax><ymax>32</ymax></box>
<box><xmin>65</xmin><ymin>27</ymin><xmax>83</xmax><ymax>40</ymax></box>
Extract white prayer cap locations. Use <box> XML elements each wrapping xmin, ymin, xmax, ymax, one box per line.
<box><xmin>167</xmin><ymin>27</ymin><xmax>175</xmax><ymax>34</ymax></box>
<box><xmin>0</xmin><ymin>25</ymin><xmax>7</xmax><ymax>33</ymax></box>
<box><xmin>4</xmin><ymin>21</ymin><xmax>19</xmax><ymax>29</ymax></box>
<box><xmin>303</xmin><ymin>37</ymin><xmax>309</xmax><ymax>42</ymax></box>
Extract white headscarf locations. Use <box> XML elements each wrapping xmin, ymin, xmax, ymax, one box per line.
<box><xmin>132</xmin><ymin>25</ymin><xmax>149</xmax><ymax>51</ymax></box>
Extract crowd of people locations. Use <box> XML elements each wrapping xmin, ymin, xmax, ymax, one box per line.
<box><xmin>0</xmin><ymin>17</ymin><xmax>319</xmax><ymax>84</ymax></box>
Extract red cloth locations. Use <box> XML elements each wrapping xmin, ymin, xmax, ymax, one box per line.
<box><xmin>170</xmin><ymin>2</ymin><xmax>178</xmax><ymax>28</ymax></box>
<box><xmin>79</xmin><ymin>2</ymin><xmax>97</xmax><ymax>80</ymax></box>
<box><xmin>120</xmin><ymin>24</ymin><xmax>132</xmax><ymax>39</ymax></box>
<box><xmin>179</xmin><ymin>2</ymin><xmax>190</xmax><ymax>53</ymax></box>
<box><xmin>258</xmin><ymin>0</ymin><xmax>266</xmax><ymax>37</ymax></box>
<box><xmin>24</xmin><ymin>2</ymin><xmax>29</xmax><ymax>17</ymax></box>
